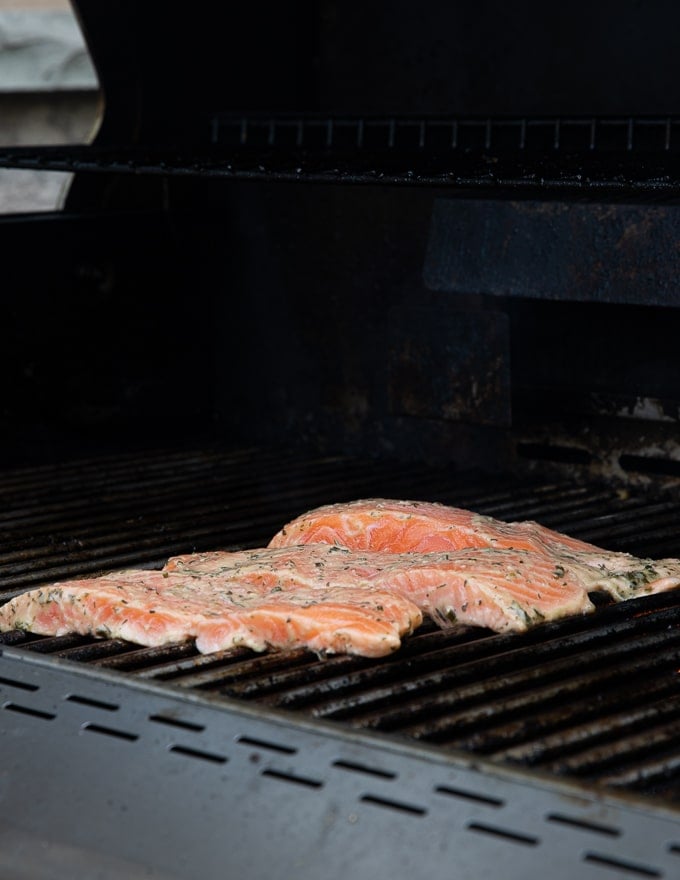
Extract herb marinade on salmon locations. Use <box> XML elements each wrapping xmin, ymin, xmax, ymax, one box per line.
<box><xmin>268</xmin><ymin>498</ymin><xmax>603</xmax><ymax>555</ymax></box>
<box><xmin>2</xmin><ymin>498</ymin><xmax>680</xmax><ymax>656</ymax></box>
<box><xmin>0</xmin><ymin>551</ymin><xmax>423</xmax><ymax>658</ymax></box>
<box><xmin>165</xmin><ymin>544</ymin><xmax>597</xmax><ymax>631</ymax></box>
<box><xmin>269</xmin><ymin>498</ymin><xmax>680</xmax><ymax>603</ymax></box>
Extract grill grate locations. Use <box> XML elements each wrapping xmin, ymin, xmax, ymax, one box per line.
<box><xmin>1</xmin><ymin>445</ymin><xmax>680</xmax><ymax>807</ymax></box>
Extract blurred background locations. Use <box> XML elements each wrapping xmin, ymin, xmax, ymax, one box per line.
<box><xmin>0</xmin><ymin>0</ymin><xmax>99</xmax><ymax>212</ymax></box>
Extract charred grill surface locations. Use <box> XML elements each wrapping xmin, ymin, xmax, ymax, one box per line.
<box><xmin>1</xmin><ymin>446</ymin><xmax>680</xmax><ymax>805</ymax></box>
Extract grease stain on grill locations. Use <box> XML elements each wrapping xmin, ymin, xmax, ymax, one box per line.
<box><xmin>169</xmin><ymin>744</ymin><xmax>227</xmax><ymax>765</ymax></box>
<box><xmin>81</xmin><ymin>722</ymin><xmax>138</xmax><ymax>742</ymax></box>
<box><xmin>583</xmin><ymin>851</ymin><xmax>662</xmax><ymax>877</ymax></box>
<box><xmin>359</xmin><ymin>793</ymin><xmax>427</xmax><ymax>817</ymax></box>
<box><xmin>3</xmin><ymin>701</ymin><xmax>55</xmax><ymax>721</ymax></box>
<box><xmin>466</xmin><ymin>821</ymin><xmax>539</xmax><ymax>846</ymax></box>
<box><xmin>261</xmin><ymin>767</ymin><xmax>323</xmax><ymax>789</ymax></box>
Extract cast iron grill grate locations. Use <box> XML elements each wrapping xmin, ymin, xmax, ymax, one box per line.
<box><xmin>1</xmin><ymin>445</ymin><xmax>680</xmax><ymax>805</ymax></box>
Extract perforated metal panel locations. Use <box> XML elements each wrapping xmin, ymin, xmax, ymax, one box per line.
<box><xmin>1</xmin><ymin>448</ymin><xmax>680</xmax><ymax>877</ymax></box>
<box><xmin>1</xmin><ymin>646</ymin><xmax>679</xmax><ymax>880</ymax></box>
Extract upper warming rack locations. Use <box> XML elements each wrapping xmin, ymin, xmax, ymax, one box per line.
<box><xmin>2</xmin><ymin>115</ymin><xmax>680</xmax><ymax>196</ymax></box>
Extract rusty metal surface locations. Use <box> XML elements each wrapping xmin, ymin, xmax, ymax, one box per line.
<box><xmin>424</xmin><ymin>199</ymin><xmax>680</xmax><ymax>306</ymax></box>
<box><xmin>387</xmin><ymin>305</ymin><xmax>511</xmax><ymax>427</ymax></box>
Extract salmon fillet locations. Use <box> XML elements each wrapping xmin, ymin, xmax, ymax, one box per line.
<box><xmin>268</xmin><ymin>498</ymin><xmax>601</xmax><ymax>555</ymax></box>
<box><xmin>166</xmin><ymin>544</ymin><xmax>596</xmax><ymax>632</ymax></box>
<box><xmin>4</xmin><ymin>500</ymin><xmax>678</xmax><ymax>654</ymax></box>
<box><xmin>268</xmin><ymin>498</ymin><xmax>680</xmax><ymax>604</ymax></box>
<box><xmin>0</xmin><ymin>553</ymin><xmax>423</xmax><ymax>658</ymax></box>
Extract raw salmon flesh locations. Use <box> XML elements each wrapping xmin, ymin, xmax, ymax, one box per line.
<box><xmin>0</xmin><ymin>549</ymin><xmax>422</xmax><ymax>657</ymax></box>
<box><xmin>1</xmin><ymin>497</ymin><xmax>679</xmax><ymax>657</ymax></box>
<box><xmin>269</xmin><ymin>498</ymin><xmax>680</xmax><ymax>604</ymax></box>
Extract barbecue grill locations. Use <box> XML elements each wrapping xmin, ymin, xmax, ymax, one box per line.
<box><xmin>2</xmin><ymin>3</ymin><xmax>680</xmax><ymax>877</ymax></box>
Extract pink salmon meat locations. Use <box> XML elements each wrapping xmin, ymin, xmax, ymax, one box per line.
<box><xmin>268</xmin><ymin>498</ymin><xmax>680</xmax><ymax>605</ymax></box>
<box><xmin>165</xmin><ymin>543</ymin><xmax>597</xmax><ymax>632</ymax></box>
<box><xmin>3</xmin><ymin>500</ymin><xmax>679</xmax><ymax>653</ymax></box>
<box><xmin>0</xmin><ymin>546</ymin><xmax>423</xmax><ymax>658</ymax></box>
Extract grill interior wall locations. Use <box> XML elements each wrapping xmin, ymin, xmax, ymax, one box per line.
<box><xmin>2</xmin><ymin>0</ymin><xmax>679</xmax><ymax>470</ymax></box>
<box><xmin>5</xmin><ymin>189</ymin><xmax>680</xmax><ymax>479</ymax></box>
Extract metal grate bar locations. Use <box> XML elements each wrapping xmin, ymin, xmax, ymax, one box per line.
<box><xmin>548</xmin><ymin>716</ymin><xmax>680</xmax><ymax>780</ymax></box>
<box><xmin>0</xmin><ymin>449</ymin><xmax>468</xmax><ymax>594</ymax></box>
<box><xmin>249</xmin><ymin>601</ymin><xmax>678</xmax><ymax>721</ymax></box>
<box><xmin>0</xmin><ymin>451</ymin><xmax>643</xmax><ymax>598</ymax></box>
<box><xmin>413</xmin><ymin>645</ymin><xmax>680</xmax><ymax>749</ymax></box>
<box><xmin>500</xmin><ymin>685</ymin><xmax>680</xmax><ymax>766</ymax></box>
